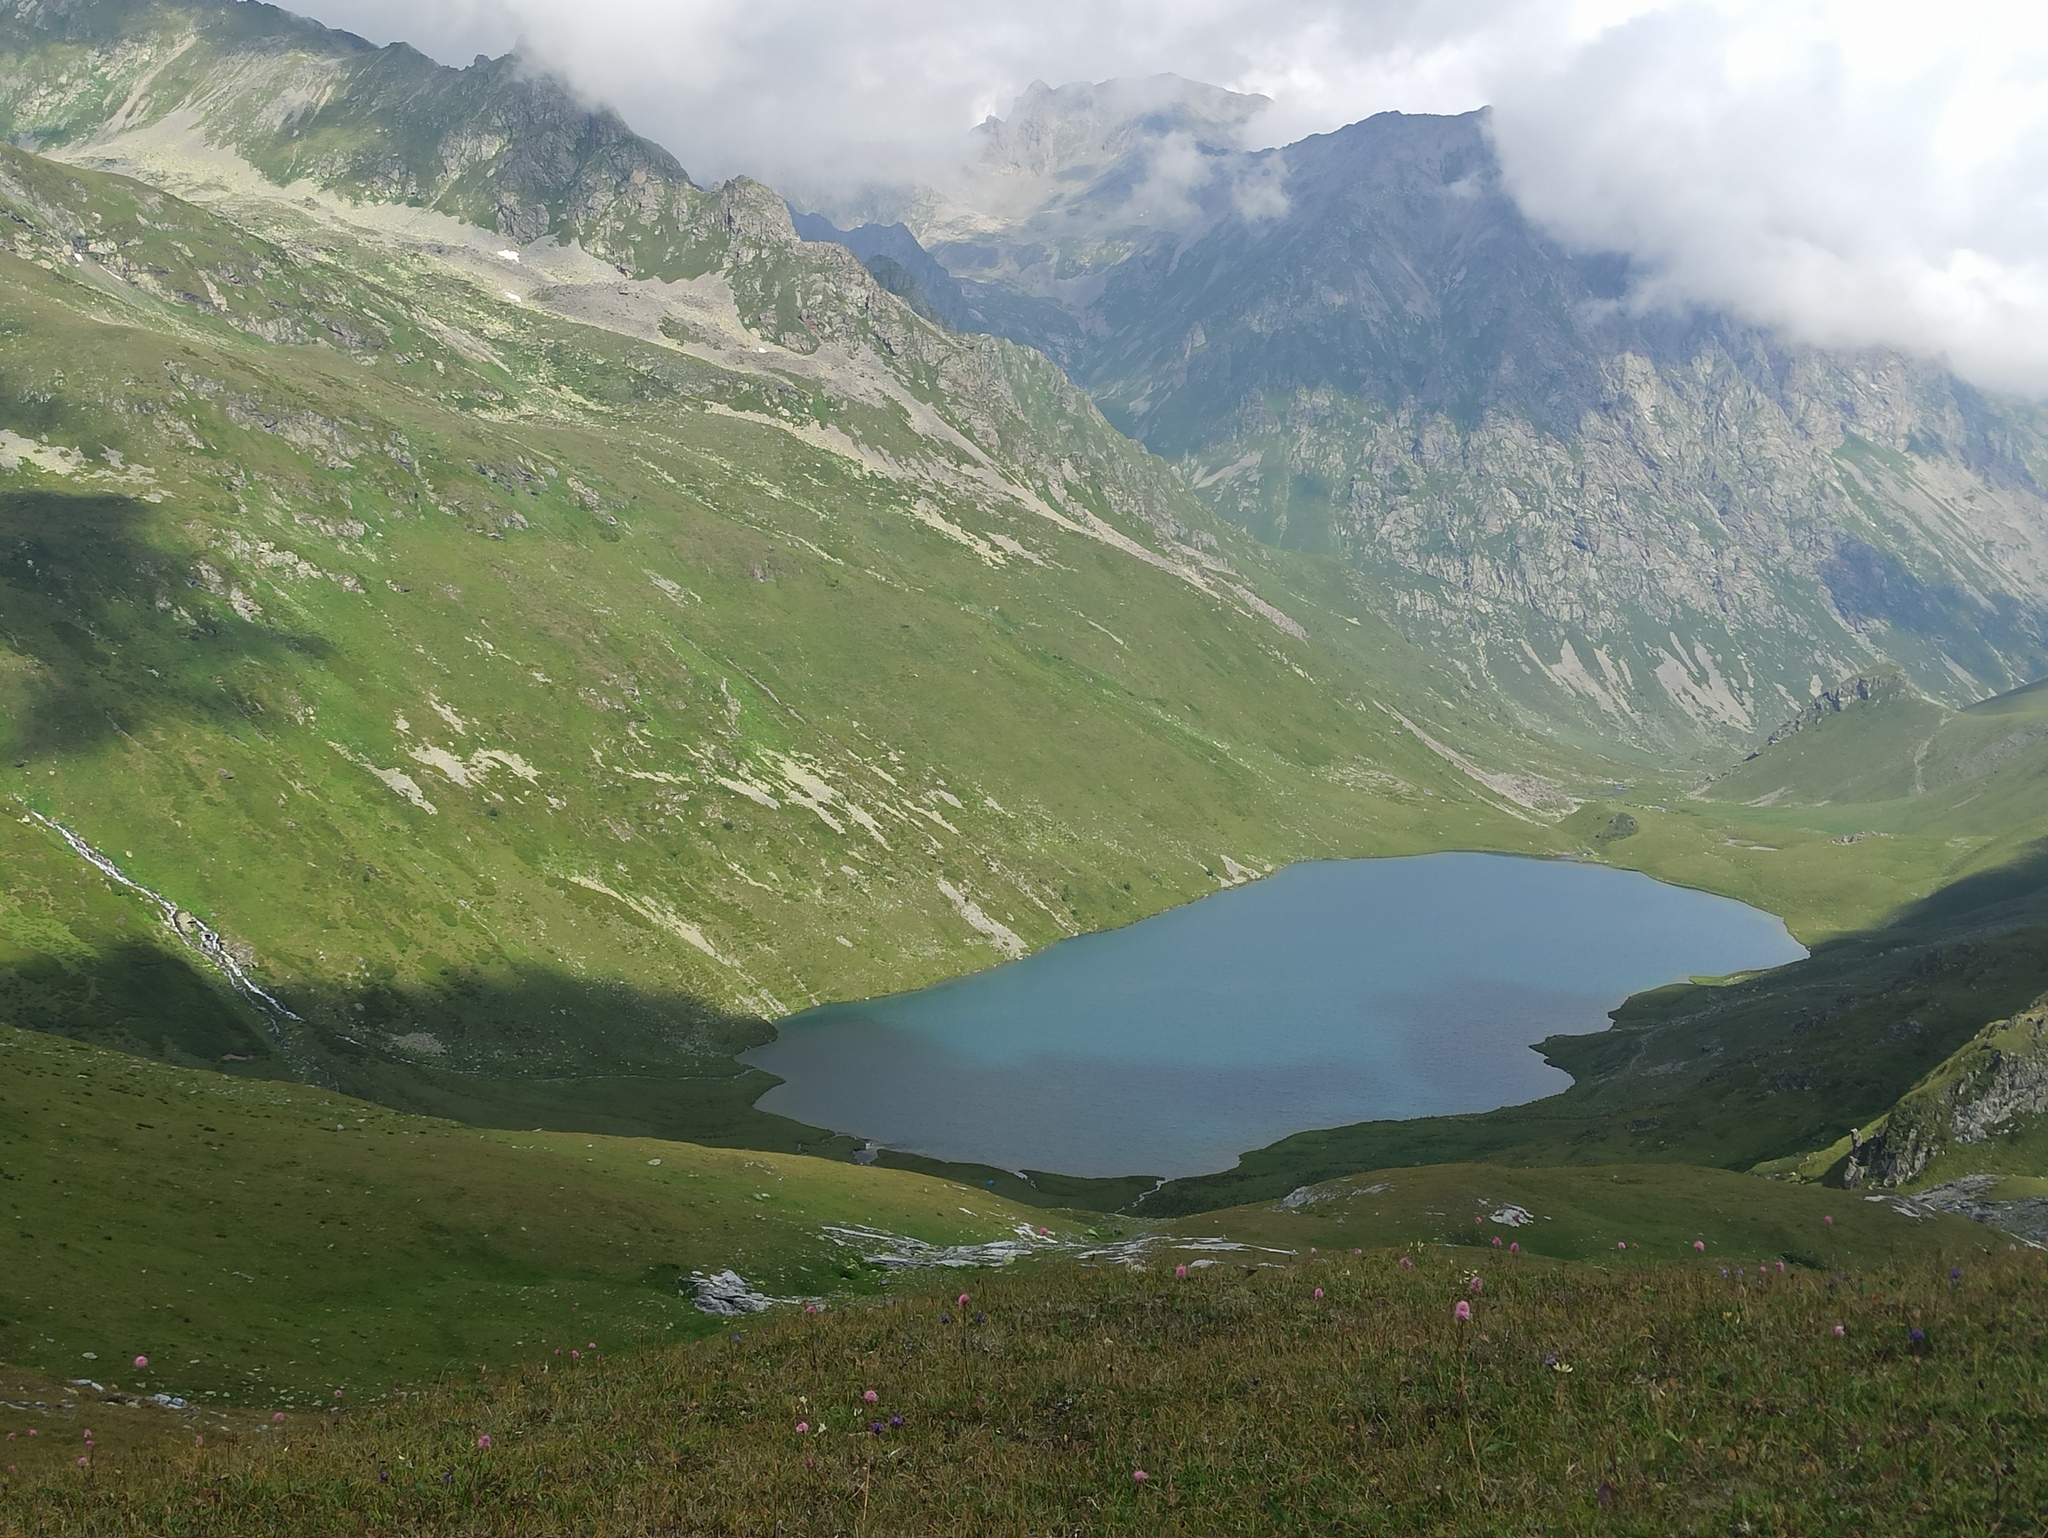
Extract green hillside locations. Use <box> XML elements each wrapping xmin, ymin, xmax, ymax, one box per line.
<box><xmin>1</xmin><ymin>0</ymin><xmax>2045</xmax><ymax>1223</ymax></box>
<box><xmin>0</xmin><ymin>126</ymin><xmax>1563</xmax><ymax>1147</ymax></box>
<box><xmin>0</xmin><ymin>1022</ymin><xmax>1085</xmax><ymax>1405</ymax></box>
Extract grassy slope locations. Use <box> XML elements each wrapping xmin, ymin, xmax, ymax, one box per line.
<box><xmin>0</xmin><ymin>1019</ymin><xmax>1986</xmax><ymax>1413</ymax></box>
<box><xmin>0</xmin><ymin>1023</ymin><xmax>1094</xmax><ymax>1407</ymax></box>
<box><xmin>0</xmin><ymin>142</ymin><xmax>1551</xmax><ymax>1151</ymax></box>
<box><xmin>4</xmin><ymin>1249</ymin><xmax>2040</xmax><ymax>1535</ymax></box>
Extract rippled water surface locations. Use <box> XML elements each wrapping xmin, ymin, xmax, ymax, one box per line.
<box><xmin>744</xmin><ymin>854</ymin><xmax>1805</xmax><ymax>1178</ymax></box>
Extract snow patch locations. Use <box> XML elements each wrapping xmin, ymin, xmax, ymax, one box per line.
<box><xmin>567</xmin><ymin>875</ymin><xmax>726</xmax><ymax>963</ymax></box>
<box><xmin>1653</xmin><ymin>637</ymin><xmax>1753</xmax><ymax>732</ymax></box>
<box><xmin>1375</xmin><ymin>704</ymin><xmax>1577</xmax><ymax>815</ymax></box>
<box><xmin>330</xmin><ymin>742</ymin><xmax>439</xmax><ymax>813</ymax></box>
<box><xmin>1522</xmin><ymin>638</ymin><xmax>1633</xmax><ymax>718</ymax></box>
<box><xmin>937</xmin><ymin>879</ymin><xmax>1026</xmax><ymax>957</ymax></box>
<box><xmin>406</xmin><ymin>743</ymin><xmax>539</xmax><ymax>788</ymax></box>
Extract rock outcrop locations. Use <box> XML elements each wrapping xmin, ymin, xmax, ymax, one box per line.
<box><xmin>1845</xmin><ymin>998</ymin><xmax>2048</xmax><ymax>1189</ymax></box>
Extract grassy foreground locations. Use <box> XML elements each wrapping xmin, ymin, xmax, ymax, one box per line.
<box><xmin>0</xmin><ymin>1024</ymin><xmax>1076</xmax><ymax>1404</ymax></box>
<box><xmin>3</xmin><ymin>1249</ymin><xmax>2041</xmax><ymax>1535</ymax></box>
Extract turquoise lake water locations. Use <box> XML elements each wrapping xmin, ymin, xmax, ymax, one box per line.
<box><xmin>743</xmin><ymin>853</ymin><xmax>1807</xmax><ymax>1178</ymax></box>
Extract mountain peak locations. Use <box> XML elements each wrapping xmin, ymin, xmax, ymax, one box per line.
<box><xmin>973</xmin><ymin>74</ymin><xmax>1270</xmax><ymax>182</ymax></box>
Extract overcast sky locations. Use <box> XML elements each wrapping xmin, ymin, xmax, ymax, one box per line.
<box><xmin>299</xmin><ymin>0</ymin><xmax>2048</xmax><ymax>394</ymax></box>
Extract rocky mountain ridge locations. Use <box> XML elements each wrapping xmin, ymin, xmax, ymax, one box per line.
<box><xmin>812</xmin><ymin>94</ymin><xmax>2048</xmax><ymax>759</ymax></box>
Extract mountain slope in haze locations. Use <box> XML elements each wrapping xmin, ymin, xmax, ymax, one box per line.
<box><xmin>845</xmin><ymin>92</ymin><xmax>2048</xmax><ymax>760</ymax></box>
<box><xmin>0</xmin><ymin>2</ymin><xmax>1558</xmax><ymax>1154</ymax></box>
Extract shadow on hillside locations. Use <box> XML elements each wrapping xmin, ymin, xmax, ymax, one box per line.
<box><xmin>0</xmin><ymin>928</ymin><xmax>865</xmax><ymax>1156</ymax></box>
<box><xmin>0</xmin><ymin>489</ymin><xmax>331</xmax><ymax>759</ymax></box>
<box><xmin>1143</xmin><ymin>839</ymin><xmax>2048</xmax><ymax>1217</ymax></box>
<box><xmin>1889</xmin><ymin>836</ymin><xmax>2048</xmax><ymax>935</ymax></box>
<box><xmin>271</xmin><ymin>963</ymin><xmax>865</xmax><ymax>1154</ymax></box>
<box><xmin>1</xmin><ymin>931</ymin><xmax>1163</xmax><ymax>1206</ymax></box>
<box><xmin>0</xmin><ymin>941</ymin><xmax>276</xmax><ymax>1067</ymax></box>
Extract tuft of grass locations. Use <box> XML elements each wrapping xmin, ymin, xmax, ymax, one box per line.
<box><xmin>2</xmin><ymin>1250</ymin><xmax>2042</xmax><ymax>1534</ymax></box>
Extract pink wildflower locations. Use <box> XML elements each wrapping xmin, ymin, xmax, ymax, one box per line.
<box><xmin>796</xmin><ymin>1421</ymin><xmax>808</xmax><ymax>1434</ymax></box>
<box><xmin>1133</xmin><ymin>1469</ymin><xmax>1149</xmax><ymax>1484</ymax></box>
<box><xmin>134</xmin><ymin>1356</ymin><xmax>148</xmax><ymax>1370</ymax></box>
<box><xmin>1617</xmin><ymin>1241</ymin><xmax>1627</xmax><ymax>1251</ymax></box>
<box><xmin>1776</xmin><ymin>1261</ymin><xmax>1786</xmax><ymax>1273</ymax></box>
<box><xmin>1509</xmin><ymin>1242</ymin><xmax>1519</xmax><ymax>1254</ymax></box>
<box><xmin>1313</xmin><ymin>1287</ymin><xmax>1324</xmax><ymax>1300</ymax></box>
<box><xmin>1491</xmin><ymin>1236</ymin><xmax>1501</xmax><ymax>1247</ymax></box>
<box><xmin>77</xmin><ymin>1457</ymin><xmax>88</xmax><ymax>1467</ymax></box>
<box><xmin>272</xmin><ymin>1413</ymin><xmax>285</xmax><ymax>1424</ymax></box>
<box><xmin>1454</xmin><ymin>1300</ymin><xmax>1472</xmax><ymax>1321</ymax></box>
<box><xmin>333</xmin><ymin>1389</ymin><xmax>343</xmax><ymax>1399</ymax></box>
<box><xmin>957</xmin><ymin>1294</ymin><xmax>970</xmax><ymax>1308</ymax></box>
<box><xmin>1175</xmin><ymin>1264</ymin><xmax>1188</xmax><ymax>1279</ymax></box>
<box><xmin>1398</xmin><ymin>1256</ymin><xmax>1414</xmax><ymax>1270</ymax></box>
<box><xmin>1468</xmin><ymin>1275</ymin><xmax>1483</xmax><ymax>1294</ymax></box>
<box><xmin>477</xmin><ymin>1435</ymin><xmax>491</xmax><ymax>1450</ymax></box>
<box><xmin>863</xmin><ymin>1390</ymin><xmax>878</xmax><ymax>1404</ymax></box>
<box><xmin>571</xmin><ymin>1350</ymin><xmax>580</xmax><ymax>1360</ymax></box>
<box><xmin>1832</xmin><ymin>1325</ymin><xmax>1845</xmax><ymax>1337</ymax></box>
<box><xmin>1693</xmin><ymin>1240</ymin><xmax>1706</xmax><ymax>1252</ymax></box>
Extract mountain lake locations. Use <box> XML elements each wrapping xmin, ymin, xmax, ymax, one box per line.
<box><xmin>743</xmin><ymin>853</ymin><xmax>1807</xmax><ymax>1178</ymax></box>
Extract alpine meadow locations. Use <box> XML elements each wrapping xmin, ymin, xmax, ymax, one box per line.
<box><xmin>2</xmin><ymin>2</ymin><xmax>2046</xmax><ymax>1533</ymax></box>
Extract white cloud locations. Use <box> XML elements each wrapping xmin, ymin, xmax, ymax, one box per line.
<box><xmin>1490</xmin><ymin>0</ymin><xmax>2048</xmax><ymax>395</ymax></box>
<box><xmin>300</xmin><ymin>0</ymin><xmax>2048</xmax><ymax>393</ymax></box>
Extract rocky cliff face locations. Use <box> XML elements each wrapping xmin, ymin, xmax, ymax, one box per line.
<box><xmin>1846</xmin><ymin>999</ymin><xmax>2048</xmax><ymax>1189</ymax></box>
<box><xmin>893</xmin><ymin>102</ymin><xmax>2048</xmax><ymax>758</ymax></box>
<box><xmin>1</xmin><ymin>0</ymin><xmax>696</xmax><ymax>243</ymax></box>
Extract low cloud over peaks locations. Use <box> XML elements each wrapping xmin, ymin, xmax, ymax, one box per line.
<box><xmin>1491</xmin><ymin>1</ymin><xmax>2048</xmax><ymax>397</ymax></box>
<box><xmin>305</xmin><ymin>0</ymin><xmax>2048</xmax><ymax>394</ymax></box>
